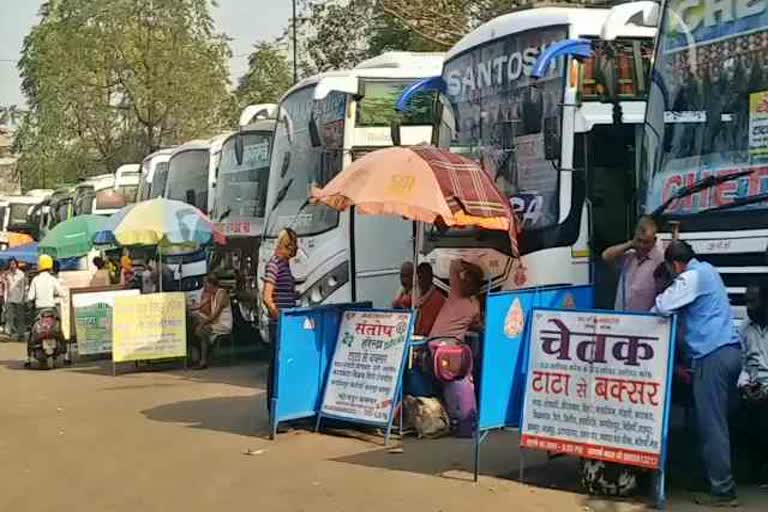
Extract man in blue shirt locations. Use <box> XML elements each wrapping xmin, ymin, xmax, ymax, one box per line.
<box><xmin>654</xmin><ymin>240</ymin><xmax>741</xmax><ymax>506</ymax></box>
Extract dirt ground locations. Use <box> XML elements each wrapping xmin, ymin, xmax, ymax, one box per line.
<box><xmin>0</xmin><ymin>342</ymin><xmax>765</xmax><ymax>512</ymax></box>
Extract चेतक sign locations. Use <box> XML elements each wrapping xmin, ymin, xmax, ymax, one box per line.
<box><xmin>319</xmin><ymin>310</ymin><xmax>412</xmax><ymax>427</ymax></box>
<box><xmin>520</xmin><ymin>308</ymin><xmax>676</xmax><ymax>469</ymax></box>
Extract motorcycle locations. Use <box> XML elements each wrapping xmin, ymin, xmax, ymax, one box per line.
<box><xmin>26</xmin><ymin>308</ymin><xmax>66</xmax><ymax>370</ymax></box>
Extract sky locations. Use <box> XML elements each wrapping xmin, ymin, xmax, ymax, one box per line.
<box><xmin>0</xmin><ymin>0</ymin><xmax>294</xmax><ymax>108</ymax></box>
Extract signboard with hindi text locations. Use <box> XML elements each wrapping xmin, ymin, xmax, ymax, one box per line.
<box><xmin>319</xmin><ymin>310</ymin><xmax>412</xmax><ymax>427</ymax></box>
<box><xmin>73</xmin><ymin>289</ymin><xmax>140</xmax><ymax>355</ymax></box>
<box><xmin>112</xmin><ymin>292</ymin><xmax>187</xmax><ymax>363</ymax></box>
<box><xmin>520</xmin><ymin>309</ymin><xmax>675</xmax><ymax>470</ymax></box>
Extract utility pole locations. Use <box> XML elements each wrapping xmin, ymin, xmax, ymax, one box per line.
<box><xmin>292</xmin><ymin>0</ymin><xmax>298</xmax><ymax>83</ymax></box>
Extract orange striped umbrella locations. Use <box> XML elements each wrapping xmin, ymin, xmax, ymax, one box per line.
<box><xmin>311</xmin><ymin>145</ymin><xmax>519</xmax><ymax>256</ymax></box>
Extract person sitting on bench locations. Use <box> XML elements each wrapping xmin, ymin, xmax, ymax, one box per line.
<box><xmin>192</xmin><ymin>273</ymin><xmax>232</xmax><ymax>369</ymax></box>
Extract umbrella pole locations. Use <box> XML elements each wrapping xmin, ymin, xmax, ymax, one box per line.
<box><xmin>411</xmin><ymin>221</ymin><xmax>420</xmax><ymax>312</ymax></box>
<box><xmin>158</xmin><ymin>245</ymin><xmax>163</xmax><ymax>293</ymax></box>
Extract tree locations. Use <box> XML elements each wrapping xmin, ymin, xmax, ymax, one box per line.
<box><xmin>286</xmin><ymin>0</ymin><xmax>441</xmax><ymax>77</ymax></box>
<box><xmin>16</xmin><ymin>0</ymin><xmax>232</xmax><ymax>189</ymax></box>
<box><xmin>235</xmin><ymin>42</ymin><xmax>293</xmax><ymax>112</ymax></box>
<box><xmin>0</xmin><ymin>105</ymin><xmax>25</xmax><ymax>127</ymax></box>
<box><xmin>382</xmin><ymin>0</ymin><xmax>613</xmax><ymax>49</ymax></box>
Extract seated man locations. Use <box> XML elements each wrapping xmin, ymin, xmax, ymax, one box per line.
<box><xmin>414</xmin><ymin>262</ymin><xmax>445</xmax><ymax>336</ymax></box>
<box><xmin>429</xmin><ymin>259</ymin><xmax>483</xmax><ymax>342</ymax></box>
<box><xmin>737</xmin><ymin>282</ymin><xmax>768</xmax><ymax>482</ymax></box>
<box><xmin>392</xmin><ymin>262</ymin><xmax>414</xmax><ymax>309</ymax></box>
<box><xmin>739</xmin><ymin>283</ymin><xmax>768</xmax><ymax>398</ymax></box>
<box><xmin>192</xmin><ymin>274</ymin><xmax>232</xmax><ymax>369</ymax></box>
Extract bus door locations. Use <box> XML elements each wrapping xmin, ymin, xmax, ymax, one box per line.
<box><xmin>578</xmin><ymin>124</ymin><xmax>639</xmax><ymax>308</ymax></box>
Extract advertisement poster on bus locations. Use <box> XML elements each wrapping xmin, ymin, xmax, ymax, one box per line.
<box><xmin>646</xmin><ymin>163</ymin><xmax>768</xmax><ymax>216</ymax></box>
<box><xmin>443</xmin><ymin>25</ymin><xmax>567</xmax><ymax>232</ymax></box>
<box><xmin>663</xmin><ymin>1</ymin><xmax>768</xmax><ymax>52</ymax></box>
<box><xmin>320</xmin><ymin>310</ymin><xmax>412</xmax><ymax>426</ymax></box>
<box><xmin>112</xmin><ymin>292</ymin><xmax>186</xmax><ymax>363</ymax></box>
<box><xmin>750</xmin><ymin>91</ymin><xmax>768</xmax><ymax>156</ymax></box>
<box><xmin>520</xmin><ymin>309</ymin><xmax>674</xmax><ymax>469</ymax></box>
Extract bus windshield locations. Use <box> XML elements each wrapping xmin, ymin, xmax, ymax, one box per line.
<box><xmin>357</xmin><ymin>79</ymin><xmax>436</xmax><ymax>127</ymax></box>
<box><xmin>214</xmin><ymin>131</ymin><xmax>272</xmax><ymax>221</ymax></box>
<box><xmin>641</xmin><ymin>3</ymin><xmax>768</xmax><ymax>225</ymax></box>
<box><xmin>117</xmin><ymin>185</ymin><xmax>138</xmax><ymax>203</ymax></box>
<box><xmin>441</xmin><ymin>25</ymin><xmax>568</xmax><ymax>234</ymax></box>
<box><xmin>8</xmin><ymin>202</ymin><xmax>30</xmax><ymax>226</ymax></box>
<box><xmin>149</xmin><ymin>162</ymin><xmax>169</xmax><ymax>199</ymax></box>
<box><xmin>166</xmin><ymin>149</ymin><xmax>209</xmax><ymax>212</ymax></box>
<box><xmin>265</xmin><ymin>86</ymin><xmax>346</xmax><ymax>238</ymax></box>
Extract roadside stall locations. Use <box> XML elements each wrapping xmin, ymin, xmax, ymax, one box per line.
<box><xmin>271</xmin><ymin>145</ymin><xmax>518</xmax><ymax>440</ymax></box>
<box><xmin>102</xmin><ymin>198</ymin><xmax>224</xmax><ymax>373</ymax></box>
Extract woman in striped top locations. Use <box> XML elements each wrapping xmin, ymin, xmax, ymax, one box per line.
<box><xmin>262</xmin><ymin>228</ymin><xmax>298</xmax><ymax>415</ymax></box>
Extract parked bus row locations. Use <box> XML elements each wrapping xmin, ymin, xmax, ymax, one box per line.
<box><xmin>8</xmin><ymin>0</ymin><xmax>761</xmax><ymax>338</ymax></box>
<box><xmin>255</xmin><ymin>2</ymin><xmax>663</xmax><ymax>335</ymax></box>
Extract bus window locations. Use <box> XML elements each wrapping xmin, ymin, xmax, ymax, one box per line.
<box><xmin>580</xmin><ymin>39</ymin><xmax>654</xmax><ymax>100</ymax></box>
<box><xmin>149</xmin><ymin>162</ymin><xmax>169</xmax><ymax>199</ymax></box>
<box><xmin>357</xmin><ymin>79</ymin><xmax>436</xmax><ymax>127</ymax></box>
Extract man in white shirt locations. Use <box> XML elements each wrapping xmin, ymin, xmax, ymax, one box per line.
<box><xmin>5</xmin><ymin>259</ymin><xmax>27</xmax><ymax>341</ymax></box>
<box><xmin>28</xmin><ymin>255</ymin><xmax>64</xmax><ymax>314</ymax></box>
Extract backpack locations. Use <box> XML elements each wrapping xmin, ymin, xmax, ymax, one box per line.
<box><xmin>428</xmin><ymin>338</ymin><xmax>473</xmax><ymax>383</ymax></box>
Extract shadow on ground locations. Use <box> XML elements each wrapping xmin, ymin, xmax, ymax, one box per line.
<box><xmin>63</xmin><ymin>357</ymin><xmax>267</xmax><ymax>390</ymax></box>
<box><xmin>142</xmin><ymin>394</ymin><xmax>265</xmax><ymax>437</ymax></box>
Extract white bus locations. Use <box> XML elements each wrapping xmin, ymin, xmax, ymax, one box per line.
<box><xmin>145</xmin><ymin>147</ymin><xmax>176</xmax><ymax>201</ymax></box>
<box><xmin>641</xmin><ymin>0</ymin><xmax>768</xmax><ymax>323</ymax></box>
<box><xmin>114</xmin><ymin>163</ymin><xmax>141</xmax><ymax>203</ymax></box>
<box><xmin>2</xmin><ymin>194</ymin><xmax>49</xmax><ymax>235</ymax></box>
<box><xmin>165</xmin><ymin>133</ymin><xmax>231</xmax><ymax>215</ymax></box>
<box><xmin>212</xmin><ymin>112</ymin><xmax>276</xmax><ymax>326</ymax></box>
<box><xmin>403</xmin><ymin>4</ymin><xmax>656</xmax><ymax>307</ymax></box>
<box><xmin>258</xmin><ymin>52</ymin><xmax>444</xmax><ymax>330</ymax></box>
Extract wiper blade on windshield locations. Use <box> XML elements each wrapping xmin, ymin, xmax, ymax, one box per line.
<box><xmin>699</xmin><ymin>191</ymin><xmax>768</xmax><ymax>214</ymax></box>
<box><xmin>651</xmin><ymin>169</ymin><xmax>754</xmax><ymax>217</ymax></box>
<box><xmin>271</xmin><ymin>178</ymin><xmax>294</xmax><ymax>213</ymax></box>
<box><xmin>218</xmin><ymin>208</ymin><xmax>231</xmax><ymax>221</ymax></box>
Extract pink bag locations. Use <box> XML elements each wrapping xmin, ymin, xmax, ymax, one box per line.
<box><xmin>428</xmin><ymin>339</ymin><xmax>473</xmax><ymax>383</ymax></box>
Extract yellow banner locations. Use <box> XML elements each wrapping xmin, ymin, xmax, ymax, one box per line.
<box><xmin>112</xmin><ymin>292</ymin><xmax>187</xmax><ymax>363</ymax></box>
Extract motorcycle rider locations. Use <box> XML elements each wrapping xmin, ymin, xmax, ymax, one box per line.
<box><xmin>25</xmin><ymin>255</ymin><xmax>65</xmax><ymax>367</ymax></box>
<box><xmin>27</xmin><ymin>255</ymin><xmax>64</xmax><ymax>317</ymax></box>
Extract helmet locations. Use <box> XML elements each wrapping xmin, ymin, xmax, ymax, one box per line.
<box><xmin>38</xmin><ymin>254</ymin><xmax>54</xmax><ymax>271</ymax></box>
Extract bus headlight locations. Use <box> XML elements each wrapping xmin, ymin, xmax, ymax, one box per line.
<box><xmin>300</xmin><ymin>261</ymin><xmax>350</xmax><ymax>305</ymax></box>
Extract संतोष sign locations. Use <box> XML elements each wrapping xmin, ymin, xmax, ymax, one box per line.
<box><xmin>320</xmin><ymin>310</ymin><xmax>412</xmax><ymax>425</ymax></box>
<box><xmin>520</xmin><ymin>309</ymin><xmax>674</xmax><ymax>469</ymax></box>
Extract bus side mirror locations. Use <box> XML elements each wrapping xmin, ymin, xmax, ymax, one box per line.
<box><xmin>390</xmin><ymin>116</ymin><xmax>402</xmax><ymax>146</ymax></box>
<box><xmin>309</xmin><ymin>114</ymin><xmax>322</xmax><ymax>148</ymax></box>
<box><xmin>234</xmin><ymin>133</ymin><xmax>244</xmax><ymax>166</ymax></box>
<box><xmin>544</xmin><ymin>116</ymin><xmax>560</xmax><ymax>161</ymax></box>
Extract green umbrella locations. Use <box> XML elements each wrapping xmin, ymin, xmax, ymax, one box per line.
<box><xmin>39</xmin><ymin>214</ymin><xmax>109</xmax><ymax>260</ymax></box>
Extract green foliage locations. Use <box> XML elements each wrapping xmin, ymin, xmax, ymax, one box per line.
<box><xmin>234</xmin><ymin>42</ymin><xmax>293</xmax><ymax>113</ymax></box>
<box><xmin>16</xmin><ymin>0</ymin><xmax>232</xmax><ymax>189</ymax></box>
<box><xmin>382</xmin><ymin>0</ymin><xmax>615</xmax><ymax>48</ymax></box>
<box><xmin>285</xmin><ymin>0</ymin><xmax>441</xmax><ymax>77</ymax></box>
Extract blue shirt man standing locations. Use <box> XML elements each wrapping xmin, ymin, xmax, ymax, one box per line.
<box><xmin>654</xmin><ymin>240</ymin><xmax>740</xmax><ymax>506</ymax></box>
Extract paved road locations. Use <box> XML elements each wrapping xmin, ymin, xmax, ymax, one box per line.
<box><xmin>0</xmin><ymin>342</ymin><xmax>764</xmax><ymax>511</ymax></box>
